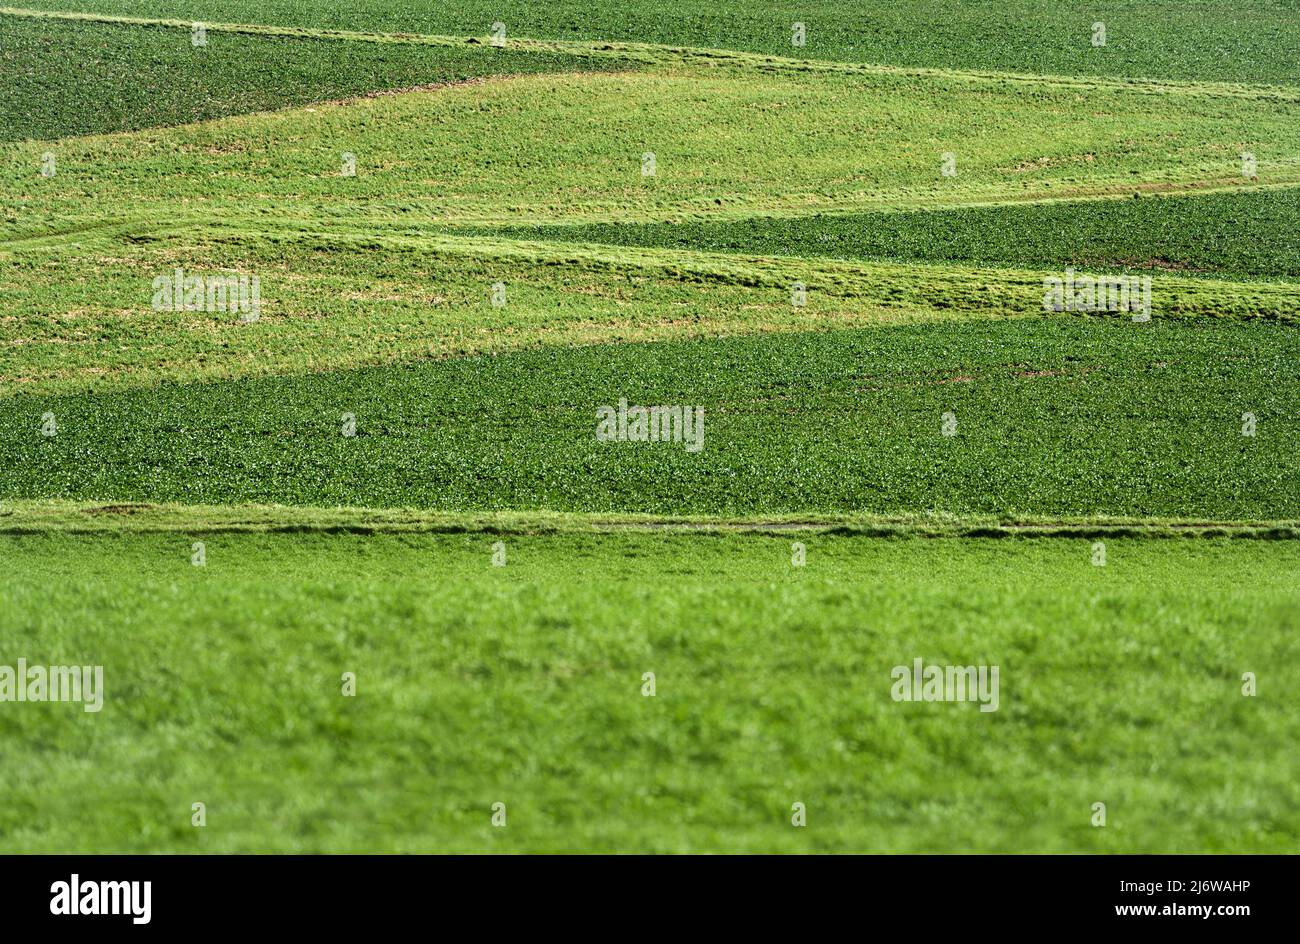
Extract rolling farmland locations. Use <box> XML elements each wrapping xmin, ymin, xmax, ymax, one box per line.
<box><xmin>0</xmin><ymin>2</ymin><xmax>1296</xmax><ymax>854</ymax></box>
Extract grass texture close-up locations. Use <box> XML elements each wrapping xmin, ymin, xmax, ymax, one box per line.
<box><xmin>0</xmin><ymin>1</ymin><xmax>1297</xmax><ymax>866</ymax></box>
<box><xmin>2</xmin><ymin>528</ymin><xmax>1296</xmax><ymax>854</ymax></box>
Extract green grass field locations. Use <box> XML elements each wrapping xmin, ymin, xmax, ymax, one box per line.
<box><xmin>0</xmin><ymin>3</ymin><xmax>1296</xmax><ymax>854</ymax></box>
<box><xmin>2</xmin><ymin>519</ymin><xmax>1297</xmax><ymax>853</ymax></box>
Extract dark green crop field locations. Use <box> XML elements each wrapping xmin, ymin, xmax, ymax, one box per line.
<box><xmin>4</xmin><ymin>319</ymin><xmax>1296</xmax><ymax>518</ymax></box>
<box><xmin>0</xmin><ymin>15</ymin><xmax>625</xmax><ymax>141</ymax></box>
<box><xmin>14</xmin><ymin>0</ymin><xmax>1300</xmax><ymax>84</ymax></box>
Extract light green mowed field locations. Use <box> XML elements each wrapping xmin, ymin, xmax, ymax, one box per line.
<box><xmin>0</xmin><ymin>3</ymin><xmax>1297</xmax><ymax>852</ymax></box>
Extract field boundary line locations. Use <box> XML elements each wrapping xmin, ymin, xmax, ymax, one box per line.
<box><xmin>3</xmin><ymin>6</ymin><xmax>1299</xmax><ymax>102</ymax></box>
<box><xmin>2</xmin><ymin>501</ymin><xmax>1298</xmax><ymax>539</ymax></box>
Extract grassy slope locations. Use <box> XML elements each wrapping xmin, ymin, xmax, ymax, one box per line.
<box><xmin>2</xmin><ymin>530</ymin><xmax>1296</xmax><ymax>853</ymax></box>
<box><xmin>4</xmin><ymin>320</ymin><xmax>1296</xmax><ymax>519</ymax></box>
<box><xmin>485</xmin><ymin>188</ymin><xmax>1300</xmax><ymax>281</ymax></box>
<box><xmin>0</xmin><ymin>15</ymin><xmax>627</xmax><ymax>142</ymax></box>
<box><xmin>6</xmin><ymin>228</ymin><xmax>1297</xmax><ymax>397</ymax></box>
<box><xmin>3</xmin><ymin>51</ymin><xmax>1295</xmax><ymax>403</ymax></box>
<box><xmin>10</xmin><ymin>1</ymin><xmax>1300</xmax><ymax>85</ymax></box>
<box><xmin>6</xmin><ymin>62</ymin><xmax>1297</xmax><ymax>236</ymax></box>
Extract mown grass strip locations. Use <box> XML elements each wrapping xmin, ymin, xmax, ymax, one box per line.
<box><xmin>3</xmin><ymin>500</ymin><xmax>1298</xmax><ymax>539</ymax></box>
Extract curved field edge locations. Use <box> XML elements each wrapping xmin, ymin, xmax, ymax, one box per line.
<box><xmin>5</xmin><ymin>6</ymin><xmax>1300</xmax><ymax>100</ymax></box>
<box><xmin>4</xmin><ymin>500</ymin><xmax>1299</xmax><ymax>539</ymax></box>
<box><xmin>478</xmin><ymin>187</ymin><xmax>1300</xmax><ymax>282</ymax></box>
<box><xmin>6</xmin><ymin>48</ymin><xmax>1300</xmax><ymax>235</ymax></box>
<box><xmin>0</xmin><ymin>13</ymin><xmax>635</xmax><ymax>141</ymax></box>
<box><xmin>4</xmin><ymin>226</ymin><xmax>1296</xmax><ymax>399</ymax></box>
